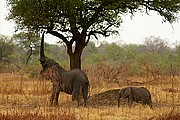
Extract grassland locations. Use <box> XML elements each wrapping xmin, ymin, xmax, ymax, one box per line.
<box><xmin>0</xmin><ymin>71</ymin><xmax>179</xmax><ymax>120</ymax></box>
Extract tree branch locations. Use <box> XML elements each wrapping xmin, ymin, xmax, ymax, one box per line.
<box><xmin>47</xmin><ymin>30</ymin><xmax>69</xmax><ymax>45</ymax></box>
<box><xmin>140</xmin><ymin>1</ymin><xmax>177</xmax><ymax>22</ymax></box>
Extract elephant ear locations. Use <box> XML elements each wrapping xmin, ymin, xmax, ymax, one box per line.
<box><xmin>126</xmin><ymin>87</ymin><xmax>133</xmax><ymax>100</ymax></box>
<box><xmin>126</xmin><ymin>87</ymin><xmax>132</xmax><ymax>95</ymax></box>
<box><xmin>118</xmin><ymin>89</ymin><xmax>122</xmax><ymax>98</ymax></box>
<box><xmin>123</xmin><ymin>87</ymin><xmax>132</xmax><ymax>98</ymax></box>
<box><xmin>41</xmin><ymin>64</ymin><xmax>62</xmax><ymax>82</ymax></box>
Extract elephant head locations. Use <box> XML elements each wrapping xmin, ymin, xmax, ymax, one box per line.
<box><xmin>118</xmin><ymin>87</ymin><xmax>133</xmax><ymax>107</ymax></box>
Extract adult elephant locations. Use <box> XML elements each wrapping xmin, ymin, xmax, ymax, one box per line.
<box><xmin>40</xmin><ymin>32</ymin><xmax>90</xmax><ymax>107</ymax></box>
<box><xmin>117</xmin><ymin>87</ymin><xmax>152</xmax><ymax>108</ymax></box>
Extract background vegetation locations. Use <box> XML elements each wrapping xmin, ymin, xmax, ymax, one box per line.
<box><xmin>0</xmin><ymin>33</ymin><xmax>179</xmax><ymax>119</ymax></box>
<box><xmin>0</xmin><ymin>34</ymin><xmax>179</xmax><ymax>79</ymax></box>
<box><xmin>7</xmin><ymin>0</ymin><xmax>180</xmax><ymax>69</ymax></box>
<box><xmin>1</xmin><ymin>0</ymin><xmax>179</xmax><ymax>119</ymax></box>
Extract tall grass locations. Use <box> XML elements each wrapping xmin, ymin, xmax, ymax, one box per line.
<box><xmin>0</xmin><ymin>70</ymin><xmax>179</xmax><ymax>120</ymax></box>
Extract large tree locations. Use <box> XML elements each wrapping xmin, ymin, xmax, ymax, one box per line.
<box><xmin>7</xmin><ymin>0</ymin><xmax>180</xmax><ymax>69</ymax></box>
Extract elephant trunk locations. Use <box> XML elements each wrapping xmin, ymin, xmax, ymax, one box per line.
<box><xmin>117</xmin><ymin>93</ymin><xmax>121</xmax><ymax>107</ymax></box>
<box><xmin>40</xmin><ymin>31</ymin><xmax>46</xmax><ymax>61</ymax></box>
<box><xmin>117</xmin><ymin>98</ymin><xmax>120</xmax><ymax>107</ymax></box>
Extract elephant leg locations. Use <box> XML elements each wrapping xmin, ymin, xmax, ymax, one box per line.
<box><xmin>141</xmin><ymin>98</ymin><xmax>146</xmax><ymax>105</ymax></box>
<box><xmin>72</xmin><ymin>86</ymin><xmax>81</xmax><ymax>107</ymax></box>
<box><xmin>50</xmin><ymin>92</ymin><xmax>55</xmax><ymax>105</ymax></box>
<box><xmin>77</xmin><ymin>97</ymin><xmax>81</xmax><ymax>107</ymax></box>
<box><xmin>83</xmin><ymin>97</ymin><xmax>88</xmax><ymax>107</ymax></box>
<box><xmin>77</xmin><ymin>86</ymin><xmax>83</xmax><ymax>107</ymax></box>
<box><xmin>142</xmin><ymin>97</ymin><xmax>152</xmax><ymax>108</ymax></box>
<box><xmin>51</xmin><ymin>81</ymin><xmax>60</xmax><ymax>106</ymax></box>
<box><xmin>149</xmin><ymin>103</ymin><xmax>153</xmax><ymax>109</ymax></box>
<box><xmin>82</xmin><ymin>85</ymin><xmax>88</xmax><ymax>107</ymax></box>
<box><xmin>148</xmin><ymin>98</ymin><xmax>153</xmax><ymax>109</ymax></box>
<box><xmin>72</xmin><ymin>89</ymin><xmax>79</xmax><ymax>101</ymax></box>
<box><xmin>54</xmin><ymin>91</ymin><xmax>60</xmax><ymax>105</ymax></box>
<box><xmin>128</xmin><ymin>96</ymin><xmax>133</xmax><ymax>106</ymax></box>
<box><xmin>117</xmin><ymin>98</ymin><xmax>120</xmax><ymax>107</ymax></box>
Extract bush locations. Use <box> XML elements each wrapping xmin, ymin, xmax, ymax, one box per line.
<box><xmin>25</xmin><ymin>60</ymin><xmax>41</xmax><ymax>78</ymax></box>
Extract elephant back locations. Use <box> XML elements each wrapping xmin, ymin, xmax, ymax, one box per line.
<box><xmin>137</xmin><ymin>87</ymin><xmax>151</xmax><ymax>96</ymax></box>
<box><xmin>132</xmin><ymin>87</ymin><xmax>151</xmax><ymax>103</ymax></box>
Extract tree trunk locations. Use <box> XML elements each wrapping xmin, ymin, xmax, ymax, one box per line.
<box><xmin>0</xmin><ymin>52</ymin><xmax>2</xmax><ymax>62</ymax></box>
<box><xmin>67</xmin><ymin>38</ymin><xmax>86</xmax><ymax>70</ymax></box>
<box><xmin>48</xmin><ymin>30</ymin><xmax>87</xmax><ymax>70</ymax></box>
<box><xmin>26</xmin><ymin>46</ymin><xmax>33</xmax><ymax>66</ymax></box>
<box><xmin>69</xmin><ymin>52</ymin><xmax>82</xmax><ymax>69</ymax></box>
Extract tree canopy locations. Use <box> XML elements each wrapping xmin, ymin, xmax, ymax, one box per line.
<box><xmin>7</xmin><ymin>0</ymin><xmax>180</xmax><ymax>69</ymax></box>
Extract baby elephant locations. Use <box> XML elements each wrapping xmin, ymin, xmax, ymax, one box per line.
<box><xmin>118</xmin><ymin>87</ymin><xmax>152</xmax><ymax>108</ymax></box>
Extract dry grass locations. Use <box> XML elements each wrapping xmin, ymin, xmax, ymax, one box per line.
<box><xmin>0</xmin><ymin>72</ymin><xmax>179</xmax><ymax>120</ymax></box>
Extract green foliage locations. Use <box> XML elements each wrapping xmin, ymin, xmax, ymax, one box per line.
<box><xmin>104</xmin><ymin>43</ymin><xmax>124</xmax><ymax>61</ymax></box>
<box><xmin>83</xmin><ymin>42</ymin><xmax>98</xmax><ymax>57</ymax></box>
<box><xmin>7</xmin><ymin>0</ymin><xmax>180</xmax><ymax>68</ymax></box>
<box><xmin>136</xmin><ymin>52</ymin><xmax>162</xmax><ymax>68</ymax></box>
<box><xmin>11</xmin><ymin>32</ymin><xmax>41</xmax><ymax>65</ymax></box>
<box><xmin>0</xmin><ymin>34</ymin><xmax>179</xmax><ymax>78</ymax></box>
<box><xmin>25</xmin><ymin>60</ymin><xmax>41</xmax><ymax>78</ymax></box>
<box><xmin>162</xmin><ymin>52</ymin><xmax>180</xmax><ymax>76</ymax></box>
<box><xmin>7</xmin><ymin>0</ymin><xmax>180</xmax><ymax>32</ymax></box>
<box><xmin>82</xmin><ymin>42</ymin><xmax>104</xmax><ymax>66</ymax></box>
<box><xmin>0</xmin><ymin>35</ymin><xmax>14</xmax><ymax>63</ymax></box>
<box><xmin>12</xmin><ymin>32</ymin><xmax>40</xmax><ymax>50</ymax></box>
<box><xmin>58</xmin><ymin>60</ymin><xmax>69</xmax><ymax>69</ymax></box>
<box><xmin>84</xmin><ymin>53</ymin><xmax>102</xmax><ymax>65</ymax></box>
<box><xmin>0</xmin><ymin>36</ymin><xmax>19</xmax><ymax>72</ymax></box>
<box><xmin>44</xmin><ymin>43</ymin><xmax>68</xmax><ymax>61</ymax></box>
<box><xmin>175</xmin><ymin>43</ymin><xmax>180</xmax><ymax>56</ymax></box>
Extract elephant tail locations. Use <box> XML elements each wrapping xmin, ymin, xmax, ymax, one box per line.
<box><xmin>87</xmin><ymin>82</ymin><xmax>90</xmax><ymax>99</ymax></box>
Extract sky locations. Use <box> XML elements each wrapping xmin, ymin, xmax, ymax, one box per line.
<box><xmin>0</xmin><ymin>1</ymin><xmax>180</xmax><ymax>46</ymax></box>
